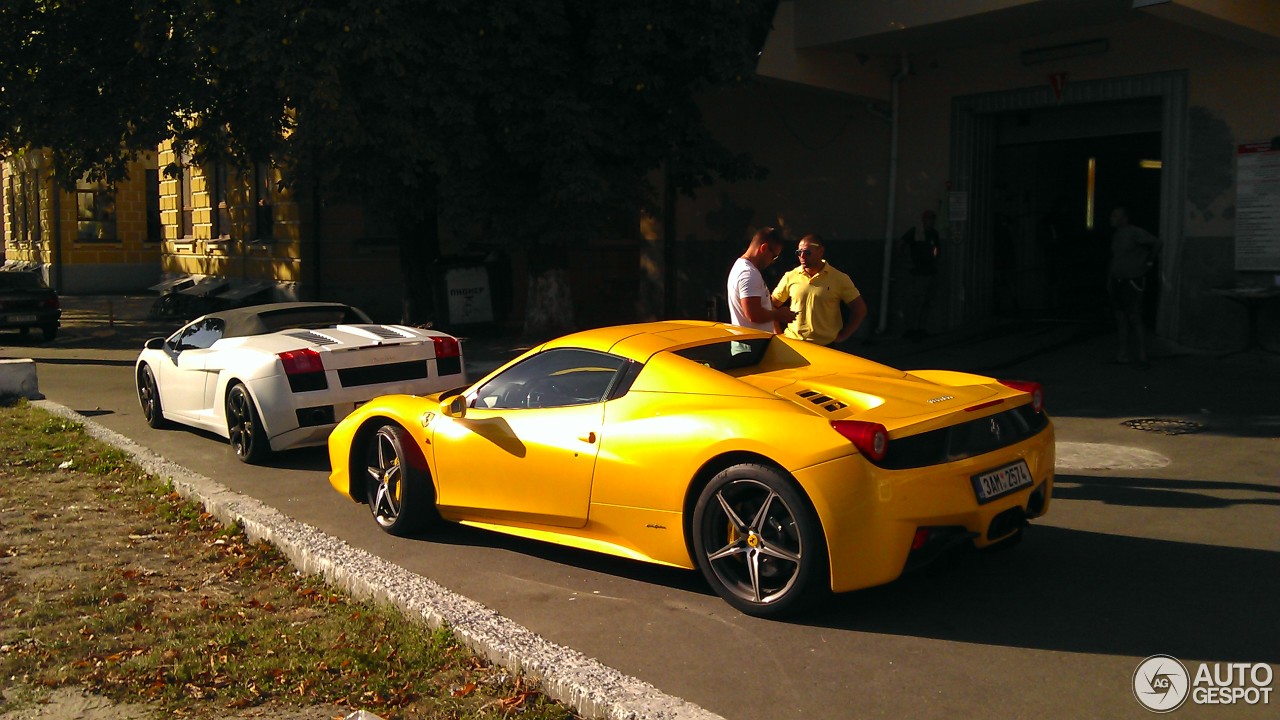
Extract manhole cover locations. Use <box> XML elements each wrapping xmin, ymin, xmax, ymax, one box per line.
<box><xmin>1121</xmin><ymin>418</ymin><xmax>1204</xmax><ymax>435</ymax></box>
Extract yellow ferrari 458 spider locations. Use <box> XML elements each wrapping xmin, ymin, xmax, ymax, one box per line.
<box><xmin>328</xmin><ymin>321</ymin><xmax>1054</xmax><ymax>617</ymax></box>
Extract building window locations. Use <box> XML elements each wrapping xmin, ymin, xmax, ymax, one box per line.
<box><xmin>253</xmin><ymin>162</ymin><xmax>275</xmax><ymax>241</ymax></box>
<box><xmin>211</xmin><ymin>163</ymin><xmax>232</xmax><ymax>239</ymax></box>
<box><xmin>177</xmin><ymin>159</ymin><xmax>194</xmax><ymax>238</ymax></box>
<box><xmin>76</xmin><ymin>178</ymin><xmax>117</xmax><ymax>242</ymax></box>
<box><xmin>145</xmin><ymin>169</ymin><xmax>163</xmax><ymax>242</ymax></box>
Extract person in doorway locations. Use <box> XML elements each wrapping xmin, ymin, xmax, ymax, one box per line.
<box><xmin>771</xmin><ymin>234</ymin><xmax>867</xmax><ymax>346</ymax></box>
<box><xmin>900</xmin><ymin>209</ymin><xmax>941</xmax><ymax>339</ymax></box>
<box><xmin>1107</xmin><ymin>206</ymin><xmax>1160</xmax><ymax>367</ymax></box>
<box><xmin>727</xmin><ymin>226</ymin><xmax>795</xmax><ymax>332</ymax></box>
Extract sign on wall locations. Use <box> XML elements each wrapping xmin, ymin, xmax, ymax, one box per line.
<box><xmin>444</xmin><ymin>265</ymin><xmax>494</xmax><ymax>324</ymax></box>
<box><xmin>1235</xmin><ymin>142</ymin><xmax>1280</xmax><ymax>271</ymax></box>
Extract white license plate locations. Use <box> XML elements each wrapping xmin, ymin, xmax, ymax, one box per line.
<box><xmin>7</xmin><ymin>314</ymin><xmax>37</xmax><ymax>323</ymax></box>
<box><xmin>971</xmin><ymin>460</ymin><xmax>1034</xmax><ymax>504</ymax></box>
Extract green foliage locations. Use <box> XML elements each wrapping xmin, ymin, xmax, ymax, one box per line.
<box><xmin>1</xmin><ymin>0</ymin><xmax>775</xmax><ymax>239</ymax></box>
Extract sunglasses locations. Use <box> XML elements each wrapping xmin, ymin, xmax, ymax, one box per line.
<box><xmin>797</xmin><ymin>247</ymin><xmax>820</xmax><ymax>256</ymax></box>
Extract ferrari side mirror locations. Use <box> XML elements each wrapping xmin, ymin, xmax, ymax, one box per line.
<box><xmin>145</xmin><ymin>337</ymin><xmax>166</xmax><ymax>350</ymax></box>
<box><xmin>440</xmin><ymin>394</ymin><xmax>467</xmax><ymax>418</ymax></box>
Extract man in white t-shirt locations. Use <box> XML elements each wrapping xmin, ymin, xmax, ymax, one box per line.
<box><xmin>727</xmin><ymin>227</ymin><xmax>795</xmax><ymax>332</ymax></box>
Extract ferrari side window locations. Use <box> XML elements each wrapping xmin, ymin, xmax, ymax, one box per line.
<box><xmin>674</xmin><ymin>337</ymin><xmax>771</xmax><ymax>371</ymax></box>
<box><xmin>470</xmin><ymin>348</ymin><xmax>626</xmax><ymax>410</ymax></box>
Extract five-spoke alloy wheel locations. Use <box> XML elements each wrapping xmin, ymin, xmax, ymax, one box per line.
<box><xmin>364</xmin><ymin>424</ymin><xmax>437</xmax><ymax>536</ymax></box>
<box><xmin>692</xmin><ymin>463</ymin><xmax>826</xmax><ymax>618</ymax></box>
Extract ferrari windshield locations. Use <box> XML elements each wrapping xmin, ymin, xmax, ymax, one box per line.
<box><xmin>672</xmin><ymin>337</ymin><xmax>772</xmax><ymax>371</ymax></box>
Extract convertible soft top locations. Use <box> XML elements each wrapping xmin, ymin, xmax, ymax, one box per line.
<box><xmin>204</xmin><ymin>302</ymin><xmax>373</xmax><ymax>339</ymax></box>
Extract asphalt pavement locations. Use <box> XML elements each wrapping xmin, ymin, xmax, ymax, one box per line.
<box><xmin>7</xmin><ymin>294</ymin><xmax>1279</xmax><ymax>720</ymax></box>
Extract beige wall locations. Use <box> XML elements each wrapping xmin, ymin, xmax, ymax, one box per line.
<box><xmin>3</xmin><ymin>151</ymin><xmax>162</xmax><ymax>292</ymax></box>
<box><xmin>753</xmin><ymin>6</ymin><xmax>1279</xmax><ymax>345</ymax></box>
<box><xmin>893</xmin><ymin>12</ymin><xmax>1280</xmax><ymax>239</ymax></box>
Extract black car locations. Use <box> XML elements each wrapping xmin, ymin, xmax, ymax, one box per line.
<box><xmin>0</xmin><ymin>271</ymin><xmax>61</xmax><ymax>341</ymax></box>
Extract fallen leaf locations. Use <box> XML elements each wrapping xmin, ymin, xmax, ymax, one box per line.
<box><xmin>451</xmin><ymin>682</ymin><xmax>476</xmax><ymax>697</ymax></box>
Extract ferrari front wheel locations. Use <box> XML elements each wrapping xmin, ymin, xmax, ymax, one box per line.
<box><xmin>226</xmin><ymin>383</ymin><xmax>269</xmax><ymax>464</ymax></box>
<box><xmin>692</xmin><ymin>464</ymin><xmax>827</xmax><ymax>618</ymax></box>
<box><xmin>364</xmin><ymin>424</ymin><xmax>437</xmax><ymax>536</ymax></box>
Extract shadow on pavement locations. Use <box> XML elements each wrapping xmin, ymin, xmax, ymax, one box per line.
<box><xmin>1054</xmin><ymin>473</ymin><xmax>1280</xmax><ymax>509</ymax></box>
<box><xmin>806</xmin><ymin>525</ymin><xmax>1279</xmax><ymax>663</ymax></box>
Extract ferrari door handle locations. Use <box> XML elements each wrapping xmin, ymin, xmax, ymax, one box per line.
<box><xmin>578</xmin><ymin>431</ymin><xmax>597</xmax><ymax>444</ymax></box>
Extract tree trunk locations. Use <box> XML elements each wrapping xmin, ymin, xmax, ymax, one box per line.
<box><xmin>522</xmin><ymin>267</ymin><xmax>575</xmax><ymax>338</ymax></box>
<box><xmin>398</xmin><ymin>182</ymin><xmax>441</xmax><ymax>325</ymax></box>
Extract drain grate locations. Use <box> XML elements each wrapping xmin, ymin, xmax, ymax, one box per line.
<box><xmin>1122</xmin><ymin>418</ymin><xmax>1204</xmax><ymax>435</ymax></box>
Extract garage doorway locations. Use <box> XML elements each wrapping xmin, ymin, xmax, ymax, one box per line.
<box><xmin>990</xmin><ymin>102</ymin><xmax>1163</xmax><ymax>323</ymax></box>
<box><xmin>949</xmin><ymin>72</ymin><xmax>1187</xmax><ymax>336</ymax></box>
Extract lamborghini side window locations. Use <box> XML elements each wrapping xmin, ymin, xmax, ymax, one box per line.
<box><xmin>470</xmin><ymin>348</ymin><xmax>627</xmax><ymax>410</ymax></box>
<box><xmin>175</xmin><ymin>318</ymin><xmax>225</xmax><ymax>351</ymax></box>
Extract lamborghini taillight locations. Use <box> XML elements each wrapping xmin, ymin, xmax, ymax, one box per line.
<box><xmin>279</xmin><ymin>348</ymin><xmax>327</xmax><ymax>392</ymax></box>
<box><xmin>432</xmin><ymin>336</ymin><xmax>461</xmax><ymax>358</ymax></box>
<box><xmin>279</xmin><ymin>348</ymin><xmax>324</xmax><ymax>374</ymax></box>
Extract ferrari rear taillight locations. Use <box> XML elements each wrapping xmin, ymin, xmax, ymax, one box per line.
<box><xmin>831</xmin><ymin>420</ymin><xmax>889</xmax><ymax>462</ymax></box>
<box><xmin>279</xmin><ymin>348</ymin><xmax>324</xmax><ymax>374</ymax></box>
<box><xmin>1000</xmin><ymin>380</ymin><xmax>1043</xmax><ymax>413</ymax></box>
<box><xmin>432</xmin><ymin>336</ymin><xmax>461</xmax><ymax>358</ymax></box>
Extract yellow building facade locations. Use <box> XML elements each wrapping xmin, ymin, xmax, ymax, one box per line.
<box><xmin>150</xmin><ymin>141</ymin><xmax>305</xmax><ymax>306</ymax></box>
<box><xmin>2</xmin><ymin>149</ymin><xmax>162</xmax><ymax>292</ymax></box>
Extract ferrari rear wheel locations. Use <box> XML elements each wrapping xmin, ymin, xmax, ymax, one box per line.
<box><xmin>364</xmin><ymin>424</ymin><xmax>437</xmax><ymax>536</ymax></box>
<box><xmin>693</xmin><ymin>464</ymin><xmax>827</xmax><ymax>618</ymax></box>
<box><xmin>137</xmin><ymin>365</ymin><xmax>167</xmax><ymax>429</ymax></box>
<box><xmin>226</xmin><ymin>383</ymin><xmax>269</xmax><ymax>464</ymax></box>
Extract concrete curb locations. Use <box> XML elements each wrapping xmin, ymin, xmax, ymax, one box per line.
<box><xmin>0</xmin><ymin>358</ymin><xmax>42</xmax><ymax>399</ymax></box>
<box><xmin>34</xmin><ymin>400</ymin><xmax>723</xmax><ymax>720</ymax></box>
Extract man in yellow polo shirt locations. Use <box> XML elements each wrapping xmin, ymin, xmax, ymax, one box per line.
<box><xmin>771</xmin><ymin>234</ymin><xmax>868</xmax><ymax>346</ymax></box>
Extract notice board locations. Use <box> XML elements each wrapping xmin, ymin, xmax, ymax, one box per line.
<box><xmin>1235</xmin><ymin>142</ymin><xmax>1280</xmax><ymax>271</ymax></box>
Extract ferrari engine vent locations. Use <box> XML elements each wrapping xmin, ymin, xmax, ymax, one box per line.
<box><xmin>797</xmin><ymin>389</ymin><xmax>848</xmax><ymax>413</ymax></box>
<box><xmin>286</xmin><ymin>331</ymin><xmax>338</xmax><ymax>346</ymax></box>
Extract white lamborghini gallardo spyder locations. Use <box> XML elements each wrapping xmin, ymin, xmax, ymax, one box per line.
<box><xmin>135</xmin><ymin>301</ymin><xmax>465</xmax><ymax>463</ymax></box>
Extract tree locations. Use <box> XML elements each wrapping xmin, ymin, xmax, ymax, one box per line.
<box><xmin>1</xmin><ymin>0</ymin><xmax>776</xmax><ymax>331</ymax></box>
